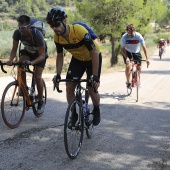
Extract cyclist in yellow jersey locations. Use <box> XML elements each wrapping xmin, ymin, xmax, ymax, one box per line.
<box><xmin>46</xmin><ymin>7</ymin><xmax>102</xmax><ymax>126</ymax></box>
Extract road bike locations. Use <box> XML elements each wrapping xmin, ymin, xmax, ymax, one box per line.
<box><xmin>0</xmin><ymin>61</ymin><xmax>47</xmax><ymax>129</ymax></box>
<box><xmin>158</xmin><ymin>46</ymin><xmax>164</xmax><ymax>60</ymax></box>
<box><xmin>127</xmin><ymin>60</ymin><xmax>149</xmax><ymax>102</ymax></box>
<box><xmin>55</xmin><ymin>78</ymin><xmax>94</xmax><ymax>159</ymax></box>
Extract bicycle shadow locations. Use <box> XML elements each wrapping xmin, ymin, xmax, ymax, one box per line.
<box><xmin>100</xmin><ymin>92</ymin><xmax>137</xmax><ymax>103</ymax></box>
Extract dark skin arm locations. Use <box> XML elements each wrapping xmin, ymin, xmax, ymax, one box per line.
<box><xmin>56</xmin><ymin>52</ymin><xmax>64</xmax><ymax>75</ymax></box>
<box><xmin>90</xmin><ymin>48</ymin><xmax>100</xmax><ymax>89</ymax></box>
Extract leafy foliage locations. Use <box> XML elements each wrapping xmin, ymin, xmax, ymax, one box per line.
<box><xmin>0</xmin><ymin>0</ymin><xmax>169</xmax><ymax>66</ymax></box>
<box><xmin>75</xmin><ymin>0</ymin><xmax>166</xmax><ymax>65</ymax></box>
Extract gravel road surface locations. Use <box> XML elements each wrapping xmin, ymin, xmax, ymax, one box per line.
<box><xmin>0</xmin><ymin>47</ymin><xmax>170</xmax><ymax>170</ymax></box>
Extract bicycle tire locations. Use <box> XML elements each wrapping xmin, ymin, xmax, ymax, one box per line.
<box><xmin>1</xmin><ymin>81</ymin><xmax>26</xmax><ymax>129</ymax></box>
<box><xmin>136</xmin><ymin>71</ymin><xmax>140</xmax><ymax>102</ymax></box>
<box><xmin>64</xmin><ymin>98</ymin><xmax>84</xmax><ymax>159</ymax></box>
<box><xmin>32</xmin><ymin>78</ymin><xmax>47</xmax><ymax>117</ymax></box>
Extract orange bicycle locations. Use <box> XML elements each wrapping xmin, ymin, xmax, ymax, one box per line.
<box><xmin>127</xmin><ymin>60</ymin><xmax>149</xmax><ymax>102</ymax></box>
<box><xmin>0</xmin><ymin>61</ymin><xmax>47</xmax><ymax>129</ymax></box>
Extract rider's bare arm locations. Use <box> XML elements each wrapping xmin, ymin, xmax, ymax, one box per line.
<box><xmin>7</xmin><ymin>39</ymin><xmax>19</xmax><ymax>65</ymax></box>
<box><xmin>56</xmin><ymin>52</ymin><xmax>64</xmax><ymax>75</ymax></box>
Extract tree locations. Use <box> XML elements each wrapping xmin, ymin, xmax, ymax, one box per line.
<box><xmin>75</xmin><ymin>0</ymin><xmax>165</xmax><ymax>66</ymax></box>
<box><xmin>1</xmin><ymin>1</ymin><xmax>8</xmax><ymax>12</ymax></box>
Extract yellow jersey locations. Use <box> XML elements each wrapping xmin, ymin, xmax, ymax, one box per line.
<box><xmin>54</xmin><ymin>24</ymin><xmax>100</xmax><ymax>61</ymax></box>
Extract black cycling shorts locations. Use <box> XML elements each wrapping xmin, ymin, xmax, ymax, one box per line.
<box><xmin>66</xmin><ymin>53</ymin><xmax>102</xmax><ymax>87</ymax></box>
<box><xmin>20</xmin><ymin>49</ymin><xmax>47</xmax><ymax>68</ymax></box>
<box><xmin>123</xmin><ymin>50</ymin><xmax>142</xmax><ymax>66</ymax></box>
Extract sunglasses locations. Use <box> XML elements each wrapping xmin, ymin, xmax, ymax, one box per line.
<box><xmin>18</xmin><ymin>24</ymin><xmax>30</xmax><ymax>30</ymax></box>
<box><xmin>50</xmin><ymin>22</ymin><xmax>61</xmax><ymax>28</ymax></box>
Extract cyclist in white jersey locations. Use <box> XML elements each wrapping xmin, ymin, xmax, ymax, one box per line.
<box><xmin>120</xmin><ymin>24</ymin><xmax>149</xmax><ymax>88</ymax></box>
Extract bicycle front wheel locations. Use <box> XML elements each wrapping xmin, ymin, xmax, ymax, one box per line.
<box><xmin>64</xmin><ymin>98</ymin><xmax>84</xmax><ymax>159</ymax></box>
<box><xmin>1</xmin><ymin>81</ymin><xmax>25</xmax><ymax>129</ymax></box>
<box><xmin>32</xmin><ymin>78</ymin><xmax>47</xmax><ymax>117</ymax></box>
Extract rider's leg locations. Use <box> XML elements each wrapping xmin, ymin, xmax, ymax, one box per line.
<box><xmin>122</xmin><ymin>52</ymin><xmax>132</xmax><ymax>87</ymax></box>
<box><xmin>34</xmin><ymin>58</ymin><xmax>46</xmax><ymax>114</ymax></box>
<box><xmin>19</xmin><ymin>55</ymin><xmax>30</xmax><ymax>87</ymax></box>
<box><xmin>125</xmin><ymin>62</ymin><xmax>132</xmax><ymax>84</ymax></box>
<box><xmin>88</xmin><ymin>87</ymin><xmax>100</xmax><ymax>107</ymax></box>
<box><xmin>87</xmin><ymin>53</ymin><xmax>102</xmax><ymax>126</ymax></box>
<box><xmin>34</xmin><ymin>66</ymin><xmax>44</xmax><ymax>102</ymax></box>
<box><xmin>66</xmin><ymin>82</ymin><xmax>77</xmax><ymax>103</ymax></box>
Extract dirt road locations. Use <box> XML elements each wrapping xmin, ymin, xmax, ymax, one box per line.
<box><xmin>0</xmin><ymin>47</ymin><xmax>170</xmax><ymax>170</ymax></box>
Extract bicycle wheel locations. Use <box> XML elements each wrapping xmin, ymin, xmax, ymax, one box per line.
<box><xmin>64</xmin><ymin>98</ymin><xmax>84</xmax><ymax>159</ymax></box>
<box><xmin>1</xmin><ymin>81</ymin><xmax>26</xmax><ymax>129</ymax></box>
<box><xmin>32</xmin><ymin>78</ymin><xmax>47</xmax><ymax>117</ymax></box>
<box><xmin>136</xmin><ymin>71</ymin><xmax>140</xmax><ymax>102</ymax></box>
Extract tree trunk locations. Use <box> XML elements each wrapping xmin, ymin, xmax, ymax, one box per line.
<box><xmin>111</xmin><ymin>37</ymin><xmax>117</xmax><ymax>66</ymax></box>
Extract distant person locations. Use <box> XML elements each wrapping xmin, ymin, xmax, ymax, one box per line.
<box><xmin>120</xmin><ymin>24</ymin><xmax>149</xmax><ymax>88</ymax></box>
<box><xmin>6</xmin><ymin>15</ymin><xmax>48</xmax><ymax>114</ymax></box>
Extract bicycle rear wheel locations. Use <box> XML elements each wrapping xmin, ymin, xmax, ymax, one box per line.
<box><xmin>64</xmin><ymin>98</ymin><xmax>84</xmax><ymax>159</ymax></box>
<box><xmin>1</xmin><ymin>81</ymin><xmax>25</xmax><ymax>129</ymax></box>
<box><xmin>32</xmin><ymin>78</ymin><xmax>47</xmax><ymax>117</ymax></box>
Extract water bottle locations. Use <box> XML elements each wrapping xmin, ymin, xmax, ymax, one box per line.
<box><xmin>83</xmin><ymin>100</ymin><xmax>88</xmax><ymax>117</ymax></box>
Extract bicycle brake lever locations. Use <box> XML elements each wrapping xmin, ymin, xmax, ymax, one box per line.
<box><xmin>1</xmin><ymin>65</ymin><xmax>7</xmax><ymax>73</ymax></box>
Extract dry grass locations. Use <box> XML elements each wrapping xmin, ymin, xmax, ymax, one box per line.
<box><xmin>0</xmin><ymin>44</ymin><xmax>156</xmax><ymax>77</ymax></box>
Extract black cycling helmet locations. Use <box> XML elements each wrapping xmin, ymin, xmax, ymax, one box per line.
<box><xmin>46</xmin><ymin>7</ymin><xmax>67</xmax><ymax>24</ymax></box>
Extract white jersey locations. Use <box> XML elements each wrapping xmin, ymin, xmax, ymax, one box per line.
<box><xmin>121</xmin><ymin>32</ymin><xmax>145</xmax><ymax>53</ymax></box>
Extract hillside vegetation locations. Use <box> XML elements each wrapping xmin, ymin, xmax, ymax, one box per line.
<box><xmin>0</xmin><ymin>0</ymin><xmax>170</xmax><ymax>71</ymax></box>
